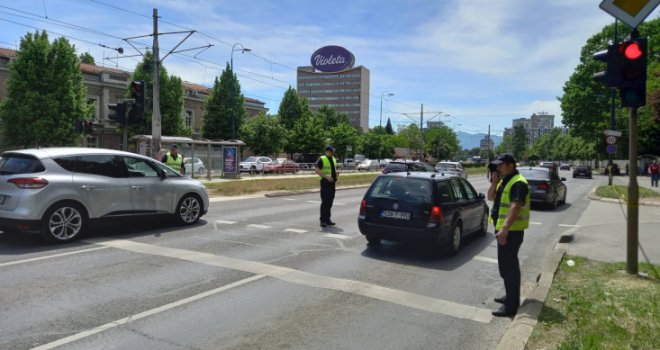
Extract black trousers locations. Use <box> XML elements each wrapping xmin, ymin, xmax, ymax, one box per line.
<box><xmin>320</xmin><ymin>179</ymin><xmax>336</xmax><ymax>223</ymax></box>
<box><xmin>496</xmin><ymin>230</ymin><xmax>524</xmax><ymax>312</ymax></box>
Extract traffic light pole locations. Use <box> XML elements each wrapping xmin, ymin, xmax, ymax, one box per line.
<box><xmin>608</xmin><ymin>19</ymin><xmax>618</xmax><ymax>186</ymax></box>
<box><xmin>151</xmin><ymin>8</ymin><xmax>162</xmax><ymax>159</ymax></box>
<box><xmin>627</xmin><ymin>107</ymin><xmax>639</xmax><ymax>275</ymax></box>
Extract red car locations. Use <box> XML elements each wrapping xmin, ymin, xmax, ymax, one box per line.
<box><xmin>264</xmin><ymin>159</ymin><xmax>300</xmax><ymax>174</ymax></box>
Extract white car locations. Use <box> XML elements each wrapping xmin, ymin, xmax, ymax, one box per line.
<box><xmin>357</xmin><ymin>159</ymin><xmax>379</xmax><ymax>171</ymax></box>
<box><xmin>240</xmin><ymin>156</ymin><xmax>273</xmax><ymax>173</ymax></box>
<box><xmin>184</xmin><ymin>157</ymin><xmax>206</xmax><ymax>175</ymax></box>
<box><xmin>435</xmin><ymin>161</ymin><xmax>467</xmax><ymax>178</ymax></box>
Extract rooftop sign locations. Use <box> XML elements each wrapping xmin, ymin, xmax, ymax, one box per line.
<box><xmin>310</xmin><ymin>45</ymin><xmax>355</xmax><ymax>73</ymax></box>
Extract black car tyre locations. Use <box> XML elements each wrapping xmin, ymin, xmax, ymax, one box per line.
<box><xmin>250</xmin><ymin>166</ymin><xmax>256</xmax><ymax>174</ymax></box>
<box><xmin>477</xmin><ymin>210</ymin><xmax>489</xmax><ymax>237</ymax></box>
<box><xmin>445</xmin><ymin>221</ymin><xmax>462</xmax><ymax>255</ymax></box>
<box><xmin>41</xmin><ymin>201</ymin><xmax>87</xmax><ymax>243</ymax></box>
<box><xmin>365</xmin><ymin>234</ymin><xmax>382</xmax><ymax>245</ymax></box>
<box><xmin>197</xmin><ymin>167</ymin><xmax>205</xmax><ymax>175</ymax></box>
<box><xmin>176</xmin><ymin>194</ymin><xmax>202</xmax><ymax>225</ymax></box>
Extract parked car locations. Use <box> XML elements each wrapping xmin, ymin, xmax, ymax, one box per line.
<box><xmin>342</xmin><ymin>158</ymin><xmax>357</xmax><ymax>169</ymax></box>
<box><xmin>382</xmin><ymin>161</ymin><xmax>436</xmax><ymax>174</ymax></box>
<box><xmin>0</xmin><ymin>148</ymin><xmax>209</xmax><ymax>243</ymax></box>
<box><xmin>435</xmin><ymin>161</ymin><xmax>467</xmax><ymax>179</ymax></box>
<box><xmin>184</xmin><ymin>157</ymin><xmax>206</xmax><ymax>175</ymax></box>
<box><xmin>358</xmin><ymin>172</ymin><xmax>489</xmax><ymax>255</ymax></box>
<box><xmin>573</xmin><ymin>165</ymin><xmax>593</xmax><ymax>179</ymax></box>
<box><xmin>604</xmin><ymin>163</ymin><xmax>621</xmax><ymax>176</ymax></box>
<box><xmin>264</xmin><ymin>159</ymin><xmax>300</xmax><ymax>174</ymax></box>
<box><xmin>559</xmin><ymin>163</ymin><xmax>571</xmax><ymax>171</ymax></box>
<box><xmin>518</xmin><ymin>167</ymin><xmax>567</xmax><ymax>209</ymax></box>
<box><xmin>240</xmin><ymin>156</ymin><xmax>273</xmax><ymax>173</ymax></box>
<box><xmin>379</xmin><ymin>158</ymin><xmax>393</xmax><ymax>168</ymax></box>
<box><xmin>357</xmin><ymin>159</ymin><xmax>379</xmax><ymax>171</ymax></box>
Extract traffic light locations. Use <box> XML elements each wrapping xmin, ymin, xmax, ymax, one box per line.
<box><xmin>73</xmin><ymin>120</ymin><xmax>83</xmax><ymax>133</ymax></box>
<box><xmin>130</xmin><ymin>81</ymin><xmax>147</xmax><ymax>116</ymax></box>
<box><xmin>108</xmin><ymin>102</ymin><xmax>127</xmax><ymax>124</ymax></box>
<box><xmin>618</xmin><ymin>38</ymin><xmax>647</xmax><ymax>108</ymax></box>
<box><xmin>593</xmin><ymin>43</ymin><xmax>622</xmax><ymax>88</ymax></box>
<box><xmin>83</xmin><ymin>121</ymin><xmax>94</xmax><ymax>134</ymax></box>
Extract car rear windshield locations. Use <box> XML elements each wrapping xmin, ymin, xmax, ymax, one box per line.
<box><xmin>518</xmin><ymin>169</ymin><xmax>549</xmax><ymax>179</ymax></box>
<box><xmin>436</xmin><ymin>163</ymin><xmax>457</xmax><ymax>169</ymax></box>
<box><xmin>0</xmin><ymin>154</ymin><xmax>46</xmax><ymax>175</ymax></box>
<box><xmin>385</xmin><ymin>163</ymin><xmax>407</xmax><ymax>172</ymax></box>
<box><xmin>370</xmin><ymin>177</ymin><xmax>433</xmax><ymax>204</ymax></box>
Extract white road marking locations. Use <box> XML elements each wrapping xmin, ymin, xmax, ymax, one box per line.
<box><xmin>529</xmin><ymin>222</ymin><xmax>542</xmax><ymax>225</ymax></box>
<box><xmin>558</xmin><ymin>224</ymin><xmax>580</xmax><ymax>228</ymax></box>
<box><xmin>282</xmin><ymin>198</ymin><xmax>295</xmax><ymax>201</ymax></box>
<box><xmin>284</xmin><ymin>228</ymin><xmax>308</xmax><ymax>234</ymax></box>
<box><xmin>30</xmin><ymin>274</ymin><xmax>265</xmax><ymax>350</ymax></box>
<box><xmin>324</xmin><ymin>233</ymin><xmax>349</xmax><ymax>240</ymax></box>
<box><xmin>334</xmin><ymin>202</ymin><xmax>346</xmax><ymax>206</ymax></box>
<box><xmin>306</xmin><ymin>200</ymin><xmax>322</xmax><ymax>204</ymax></box>
<box><xmin>247</xmin><ymin>224</ymin><xmax>272</xmax><ymax>229</ymax></box>
<box><xmin>0</xmin><ymin>246</ymin><xmax>110</xmax><ymax>268</ymax></box>
<box><xmin>473</xmin><ymin>256</ymin><xmax>498</xmax><ymax>264</ymax></box>
<box><xmin>95</xmin><ymin>240</ymin><xmax>493</xmax><ymax>324</ymax></box>
<box><xmin>214</xmin><ymin>220</ymin><xmax>237</xmax><ymax>225</ymax></box>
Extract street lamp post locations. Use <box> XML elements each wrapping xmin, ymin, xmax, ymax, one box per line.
<box><xmin>379</xmin><ymin>91</ymin><xmax>394</xmax><ymax>128</ymax></box>
<box><xmin>230</xmin><ymin>43</ymin><xmax>251</xmax><ymax>140</ymax></box>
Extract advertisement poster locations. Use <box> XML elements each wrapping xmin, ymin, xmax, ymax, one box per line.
<box><xmin>223</xmin><ymin>146</ymin><xmax>237</xmax><ymax>173</ymax></box>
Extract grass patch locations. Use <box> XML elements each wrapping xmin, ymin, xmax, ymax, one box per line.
<box><xmin>526</xmin><ymin>256</ymin><xmax>660</xmax><ymax>350</ymax></box>
<box><xmin>595</xmin><ymin>184</ymin><xmax>660</xmax><ymax>200</ymax></box>
<box><xmin>205</xmin><ymin>173</ymin><xmax>379</xmax><ymax>196</ymax></box>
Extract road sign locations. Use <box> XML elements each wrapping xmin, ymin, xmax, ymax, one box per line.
<box><xmin>606</xmin><ymin>135</ymin><xmax>617</xmax><ymax>144</ymax></box>
<box><xmin>599</xmin><ymin>0</ymin><xmax>660</xmax><ymax>28</ymax></box>
<box><xmin>606</xmin><ymin>144</ymin><xmax>618</xmax><ymax>154</ymax></box>
<box><xmin>604</xmin><ymin>129</ymin><xmax>623</xmax><ymax>137</ymax></box>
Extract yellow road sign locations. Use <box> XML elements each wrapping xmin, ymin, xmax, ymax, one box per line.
<box><xmin>600</xmin><ymin>0</ymin><xmax>660</xmax><ymax>28</ymax></box>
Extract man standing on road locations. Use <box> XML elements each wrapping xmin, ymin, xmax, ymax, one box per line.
<box><xmin>315</xmin><ymin>146</ymin><xmax>339</xmax><ymax>227</ymax></box>
<box><xmin>162</xmin><ymin>144</ymin><xmax>185</xmax><ymax>175</ymax></box>
<box><xmin>487</xmin><ymin>154</ymin><xmax>530</xmax><ymax>317</ymax></box>
<box><xmin>649</xmin><ymin>160</ymin><xmax>659</xmax><ymax>187</ymax></box>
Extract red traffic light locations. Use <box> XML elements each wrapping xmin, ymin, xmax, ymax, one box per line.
<box><xmin>622</xmin><ymin>42</ymin><xmax>643</xmax><ymax>60</ymax></box>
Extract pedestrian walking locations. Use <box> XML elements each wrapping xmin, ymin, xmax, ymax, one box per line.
<box><xmin>315</xmin><ymin>146</ymin><xmax>339</xmax><ymax>227</ymax></box>
<box><xmin>649</xmin><ymin>160</ymin><xmax>659</xmax><ymax>187</ymax></box>
<box><xmin>162</xmin><ymin>144</ymin><xmax>185</xmax><ymax>175</ymax></box>
<box><xmin>487</xmin><ymin>154</ymin><xmax>530</xmax><ymax>317</ymax></box>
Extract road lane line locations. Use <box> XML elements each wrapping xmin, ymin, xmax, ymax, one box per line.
<box><xmin>96</xmin><ymin>240</ymin><xmax>493</xmax><ymax>324</ymax></box>
<box><xmin>324</xmin><ymin>233</ymin><xmax>349</xmax><ymax>240</ymax></box>
<box><xmin>334</xmin><ymin>202</ymin><xmax>346</xmax><ymax>206</ymax></box>
<box><xmin>282</xmin><ymin>198</ymin><xmax>295</xmax><ymax>201</ymax></box>
<box><xmin>0</xmin><ymin>246</ymin><xmax>110</xmax><ymax>268</ymax></box>
<box><xmin>247</xmin><ymin>224</ymin><xmax>272</xmax><ymax>229</ymax></box>
<box><xmin>214</xmin><ymin>220</ymin><xmax>237</xmax><ymax>224</ymax></box>
<box><xmin>558</xmin><ymin>224</ymin><xmax>580</xmax><ymax>227</ymax></box>
<box><xmin>284</xmin><ymin>228</ymin><xmax>308</xmax><ymax>234</ymax></box>
<box><xmin>473</xmin><ymin>256</ymin><xmax>498</xmax><ymax>264</ymax></box>
<box><xmin>529</xmin><ymin>222</ymin><xmax>542</xmax><ymax>225</ymax></box>
<box><xmin>30</xmin><ymin>274</ymin><xmax>266</xmax><ymax>350</ymax></box>
<box><xmin>306</xmin><ymin>200</ymin><xmax>322</xmax><ymax>204</ymax></box>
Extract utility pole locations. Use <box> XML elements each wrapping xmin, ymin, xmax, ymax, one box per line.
<box><xmin>627</xmin><ymin>107</ymin><xmax>639</xmax><ymax>275</ymax></box>
<box><xmin>420</xmin><ymin>103</ymin><xmax>424</xmax><ymax>160</ymax></box>
<box><xmin>608</xmin><ymin>19</ymin><xmax>618</xmax><ymax>185</ymax></box>
<box><xmin>487</xmin><ymin>124</ymin><xmax>491</xmax><ymax>162</ymax></box>
<box><xmin>151</xmin><ymin>8</ymin><xmax>161</xmax><ymax>159</ymax></box>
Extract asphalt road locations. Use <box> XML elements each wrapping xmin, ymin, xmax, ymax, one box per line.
<box><xmin>0</xmin><ymin>169</ymin><xmax>595</xmax><ymax>350</ymax></box>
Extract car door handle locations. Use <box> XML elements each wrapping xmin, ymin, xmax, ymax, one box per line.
<box><xmin>80</xmin><ymin>185</ymin><xmax>96</xmax><ymax>191</ymax></box>
<box><xmin>131</xmin><ymin>186</ymin><xmax>143</xmax><ymax>190</ymax></box>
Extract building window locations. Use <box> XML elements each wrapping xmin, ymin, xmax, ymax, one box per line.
<box><xmin>185</xmin><ymin>110</ymin><xmax>193</xmax><ymax>127</ymax></box>
<box><xmin>85</xmin><ymin>136</ymin><xmax>98</xmax><ymax>148</ymax></box>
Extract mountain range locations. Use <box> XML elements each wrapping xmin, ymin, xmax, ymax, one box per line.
<box><xmin>455</xmin><ymin>131</ymin><xmax>502</xmax><ymax>150</ymax></box>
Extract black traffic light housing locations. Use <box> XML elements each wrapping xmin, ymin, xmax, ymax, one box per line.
<box><xmin>593</xmin><ymin>43</ymin><xmax>622</xmax><ymax>88</ymax></box>
<box><xmin>83</xmin><ymin>121</ymin><xmax>94</xmax><ymax>134</ymax></box>
<box><xmin>108</xmin><ymin>102</ymin><xmax>127</xmax><ymax>124</ymax></box>
<box><xmin>73</xmin><ymin>120</ymin><xmax>83</xmax><ymax>133</ymax></box>
<box><xmin>618</xmin><ymin>37</ymin><xmax>647</xmax><ymax>108</ymax></box>
<box><xmin>130</xmin><ymin>80</ymin><xmax>147</xmax><ymax>118</ymax></box>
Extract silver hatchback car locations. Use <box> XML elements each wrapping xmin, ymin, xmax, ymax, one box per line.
<box><xmin>0</xmin><ymin>148</ymin><xmax>209</xmax><ymax>243</ymax></box>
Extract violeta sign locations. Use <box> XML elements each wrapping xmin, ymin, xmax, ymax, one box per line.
<box><xmin>311</xmin><ymin>45</ymin><xmax>355</xmax><ymax>73</ymax></box>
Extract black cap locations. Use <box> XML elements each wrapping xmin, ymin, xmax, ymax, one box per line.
<box><xmin>325</xmin><ymin>146</ymin><xmax>335</xmax><ymax>152</ymax></box>
<box><xmin>491</xmin><ymin>153</ymin><xmax>516</xmax><ymax>165</ymax></box>
<box><xmin>170</xmin><ymin>144</ymin><xmax>178</xmax><ymax>149</ymax></box>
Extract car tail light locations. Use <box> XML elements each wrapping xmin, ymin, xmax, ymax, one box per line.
<box><xmin>537</xmin><ymin>182</ymin><xmax>550</xmax><ymax>190</ymax></box>
<box><xmin>8</xmin><ymin>177</ymin><xmax>49</xmax><ymax>189</ymax></box>
<box><xmin>359</xmin><ymin>199</ymin><xmax>366</xmax><ymax>216</ymax></box>
<box><xmin>429</xmin><ymin>205</ymin><xmax>443</xmax><ymax>224</ymax></box>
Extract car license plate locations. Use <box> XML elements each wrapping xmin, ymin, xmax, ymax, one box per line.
<box><xmin>381</xmin><ymin>210</ymin><xmax>410</xmax><ymax>220</ymax></box>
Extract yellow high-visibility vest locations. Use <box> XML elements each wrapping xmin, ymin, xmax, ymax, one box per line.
<box><xmin>495</xmin><ymin>173</ymin><xmax>530</xmax><ymax>231</ymax></box>
<box><xmin>318</xmin><ymin>155</ymin><xmax>337</xmax><ymax>180</ymax></box>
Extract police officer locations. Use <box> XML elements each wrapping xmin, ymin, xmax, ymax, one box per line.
<box><xmin>487</xmin><ymin>154</ymin><xmax>530</xmax><ymax>317</ymax></box>
<box><xmin>162</xmin><ymin>144</ymin><xmax>185</xmax><ymax>175</ymax></box>
<box><xmin>315</xmin><ymin>146</ymin><xmax>339</xmax><ymax>227</ymax></box>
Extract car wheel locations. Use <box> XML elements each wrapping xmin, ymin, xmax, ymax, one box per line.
<box><xmin>41</xmin><ymin>201</ymin><xmax>87</xmax><ymax>243</ymax></box>
<box><xmin>365</xmin><ymin>234</ymin><xmax>381</xmax><ymax>245</ymax></box>
<box><xmin>250</xmin><ymin>166</ymin><xmax>256</xmax><ymax>174</ymax></box>
<box><xmin>176</xmin><ymin>194</ymin><xmax>202</xmax><ymax>225</ymax></box>
<box><xmin>445</xmin><ymin>221</ymin><xmax>462</xmax><ymax>255</ymax></box>
<box><xmin>477</xmin><ymin>210</ymin><xmax>488</xmax><ymax>237</ymax></box>
<box><xmin>551</xmin><ymin>193</ymin><xmax>559</xmax><ymax>209</ymax></box>
<box><xmin>197</xmin><ymin>167</ymin><xmax>205</xmax><ymax>175</ymax></box>
<box><xmin>562</xmin><ymin>190</ymin><xmax>567</xmax><ymax>205</ymax></box>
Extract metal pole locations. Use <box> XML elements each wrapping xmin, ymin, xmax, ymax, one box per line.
<box><xmin>420</xmin><ymin>103</ymin><xmax>424</xmax><ymax>160</ymax></box>
<box><xmin>608</xmin><ymin>19</ymin><xmax>618</xmax><ymax>185</ymax></box>
<box><xmin>151</xmin><ymin>8</ymin><xmax>162</xmax><ymax>159</ymax></box>
<box><xmin>379</xmin><ymin>96</ymin><xmax>383</xmax><ymax>128</ymax></box>
<box><xmin>627</xmin><ymin>106</ymin><xmax>639</xmax><ymax>275</ymax></box>
<box><xmin>231</xmin><ymin>50</ymin><xmax>235</xmax><ymax>140</ymax></box>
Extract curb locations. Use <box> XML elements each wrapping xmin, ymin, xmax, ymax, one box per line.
<box><xmin>496</xmin><ymin>245</ymin><xmax>566</xmax><ymax>350</ymax></box>
<box><xmin>588</xmin><ymin>186</ymin><xmax>660</xmax><ymax>207</ymax></box>
<box><xmin>264</xmin><ymin>185</ymin><xmax>370</xmax><ymax>198</ymax></box>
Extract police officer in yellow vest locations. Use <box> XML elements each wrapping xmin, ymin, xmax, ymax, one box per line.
<box><xmin>314</xmin><ymin>146</ymin><xmax>339</xmax><ymax>227</ymax></box>
<box><xmin>487</xmin><ymin>154</ymin><xmax>530</xmax><ymax>317</ymax></box>
<box><xmin>162</xmin><ymin>144</ymin><xmax>185</xmax><ymax>175</ymax></box>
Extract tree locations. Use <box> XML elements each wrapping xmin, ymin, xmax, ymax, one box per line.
<box><xmin>316</xmin><ymin>105</ymin><xmax>350</xmax><ymax>130</ymax></box>
<box><xmin>79</xmin><ymin>52</ymin><xmax>95</xmax><ymax>65</ymax></box>
<box><xmin>0</xmin><ymin>31</ymin><xmax>92</xmax><ymax>147</ymax></box>
<box><xmin>240</xmin><ymin>113</ymin><xmax>286</xmax><ymax>156</ymax></box>
<box><xmin>396</xmin><ymin>124</ymin><xmax>423</xmax><ymax>151</ymax></box>
<box><xmin>278</xmin><ymin>86</ymin><xmax>305</xmax><ymax>130</ymax></box>
<box><xmin>129</xmin><ymin>51</ymin><xmax>188</xmax><ymax>137</ymax></box>
<box><xmin>497</xmin><ymin>135</ymin><xmax>513</xmax><ymax>155</ymax></box>
<box><xmin>359</xmin><ymin>131</ymin><xmax>385</xmax><ymax>159</ymax></box>
<box><xmin>512</xmin><ymin>125</ymin><xmax>528</xmax><ymax>159</ymax></box>
<box><xmin>385</xmin><ymin>117</ymin><xmax>394</xmax><ymax>135</ymax></box>
<box><xmin>424</xmin><ymin>126</ymin><xmax>460</xmax><ymax>161</ymax></box>
<box><xmin>326</xmin><ymin>123</ymin><xmax>359</xmax><ymax>160</ymax></box>
<box><xmin>289</xmin><ymin>113</ymin><xmax>326</xmax><ymax>154</ymax></box>
<box><xmin>202</xmin><ymin>63</ymin><xmax>247</xmax><ymax>140</ymax></box>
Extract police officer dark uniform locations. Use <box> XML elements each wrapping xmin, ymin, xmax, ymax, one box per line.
<box><xmin>487</xmin><ymin>154</ymin><xmax>530</xmax><ymax>317</ymax></box>
<box><xmin>162</xmin><ymin>144</ymin><xmax>185</xmax><ymax>175</ymax></box>
<box><xmin>314</xmin><ymin>146</ymin><xmax>339</xmax><ymax>227</ymax></box>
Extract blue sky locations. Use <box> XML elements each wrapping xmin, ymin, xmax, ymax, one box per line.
<box><xmin>1</xmin><ymin>0</ymin><xmax>657</xmax><ymax>137</ymax></box>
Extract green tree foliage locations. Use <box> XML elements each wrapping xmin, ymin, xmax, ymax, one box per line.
<box><xmin>560</xmin><ymin>19</ymin><xmax>660</xmax><ymax>157</ymax></box>
<box><xmin>512</xmin><ymin>125</ymin><xmax>528</xmax><ymax>159</ymax></box>
<box><xmin>316</xmin><ymin>105</ymin><xmax>350</xmax><ymax>130</ymax></box>
<box><xmin>326</xmin><ymin>123</ymin><xmax>359</xmax><ymax>160</ymax></box>
<box><xmin>530</xmin><ymin>129</ymin><xmax>597</xmax><ymax>161</ymax></box>
<box><xmin>129</xmin><ymin>51</ymin><xmax>188</xmax><ymax>137</ymax></box>
<box><xmin>424</xmin><ymin>126</ymin><xmax>460</xmax><ymax>161</ymax></box>
<box><xmin>202</xmin><ymin>63</ymin><xmax>247</xmax><ymax>140</ymax></box>
<box><xmin>289</xmin><ymin>113</ymin><xmax>326</xmax><ymax>154</ymax></box>
<box><xmin>278</xmin><ymin>86</ymin><xmax>305</xmax><ymax>130</ymax></box>
<box><xmin>497</xmin><ymin>135</ymin><xmax>513</xmax><ymax>155</ymax></box>
<box><xmin>79</xmin><ymin>52</ymin><xmax>94</xmax><ymax>65</ymax></box>
<box><xmin>385</xmin><ymin>117</ymin><xmax>394</xmax><ymax>135</ymax></box>
<box><xmin>359</xmin><ymin>131</ymin><xmax>386</xmax><ymax>159</ymax></box>
<box><xmin>395</xmin><ymin>124</ymin><xmax>423</xmax><ymax>151</ymax></box>
<box><xmin>240</xmin><ymin>113</ymin><xmax>286</xmax><ymax>156</ymax></box>
<box><xmin>0</xmin><ymin>31</ymin><xmax>91</xmax><ymax>147</ymax></box>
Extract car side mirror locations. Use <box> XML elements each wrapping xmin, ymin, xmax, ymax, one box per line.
<box><xmin>157</xmin><ymin>168</ymin><xmax>167</xmax><ymax>179</ymax></box>
<box><xmin>478</xmin><ymin>193</ymin><xmax>485</xmax><ymax>200</ymax></box>
<box><xmin>560</xmin><ymin>177</ymin><xmax>566</xmax><ymax>181</ymax></box>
